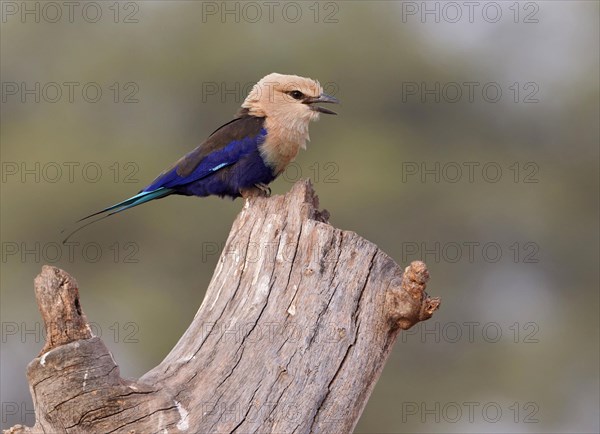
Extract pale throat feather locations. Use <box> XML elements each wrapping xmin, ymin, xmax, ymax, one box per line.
<box><xmin>260</xmin><ymin>113</ymin><xmax>314</xmax><ymax>175</ymax></box>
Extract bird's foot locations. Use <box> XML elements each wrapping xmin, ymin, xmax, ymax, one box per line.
<box><xmin>240</xmin><ymin>184</ymin><xmax>271</xmax><ymax>199</ymax></box>
<box><xmin>255</xmin><ymin>183</ymin><xmax>272</xmax><ymax>197</ymax></box>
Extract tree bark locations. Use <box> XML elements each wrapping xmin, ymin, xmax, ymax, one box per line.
<box><xmin>5</xmin><ymin>180</ymin><xmax>440</xmax><ymax>434</ymax></box>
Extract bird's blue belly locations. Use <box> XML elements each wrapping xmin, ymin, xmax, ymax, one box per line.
<box><xmin>178</xmin><ymin>150</ymin><xmax>276</xmax><ymax>198</ymax></box>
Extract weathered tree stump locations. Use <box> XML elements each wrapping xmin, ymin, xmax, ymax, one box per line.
<box><xmin>5</xmin><ymin>180</ymin><xmax>440</xmax><ymax>434</ymax></box>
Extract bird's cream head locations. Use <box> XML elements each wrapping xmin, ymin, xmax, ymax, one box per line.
<box><xmin>241</xmin><ymin>73</ymin><xmax>339</xmax><ymax>144</ymax></box>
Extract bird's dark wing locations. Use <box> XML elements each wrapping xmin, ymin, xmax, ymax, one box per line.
<box><xmin>62</xmin><ymin>112</ymin><xmax>267</xmax><ymax>243</ymax></box>
<box><xmin>142</xmin><ymin>113</ymin><xmax>266</xmax><ymax>192</ymax></box>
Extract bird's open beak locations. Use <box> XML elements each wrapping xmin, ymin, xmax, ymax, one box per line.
<box><xmin>304</xmin><ymin>93</ymin><xmax>340</xmax><ymax>115</ymax></box>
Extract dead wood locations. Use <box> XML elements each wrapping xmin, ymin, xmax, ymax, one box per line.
<box><xmin>5</xmin><ymin>180</ymin><xmax>440</xmax><ymax>434</ymax></box>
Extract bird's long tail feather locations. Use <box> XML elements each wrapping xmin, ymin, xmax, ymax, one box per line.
<box><xmin>62</xmin><ymin>187</ymin><xmax>174</xmax><ymax>244</ymax></box>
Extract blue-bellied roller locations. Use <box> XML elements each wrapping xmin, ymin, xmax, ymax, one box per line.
<box><xmin>63</xmin><ymin>73</ymin><xmax>339</xmax><ymax>242</ymax></box>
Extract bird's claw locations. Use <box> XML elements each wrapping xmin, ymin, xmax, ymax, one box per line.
<box><xmin>240</xmin><ymin>184</ymin><xmax>271</xmax><ymax>199</ymax></box>
<box><xmin>255</xmin><ymin>183</ymin><xmax>272</xmax><ymax>197</ymax></box>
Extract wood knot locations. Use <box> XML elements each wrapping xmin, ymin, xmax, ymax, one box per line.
<box><xmin>386</xmin><ymin>261</ymin><xmax>440</xmax><ymax>330</ymax></box>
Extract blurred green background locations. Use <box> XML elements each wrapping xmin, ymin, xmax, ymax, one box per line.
<box><xmin>1</xmin><ymin>1</ymin><xmax>598</xmax><ymax>432</ymax></box>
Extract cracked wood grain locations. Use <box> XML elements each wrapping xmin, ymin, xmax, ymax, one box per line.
<box><xmin>5</xmin><ymin>179</ymin><xmax>440</xmax><ymax>434</ymax></box>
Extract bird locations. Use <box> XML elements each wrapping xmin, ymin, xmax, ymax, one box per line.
<box><xmin>62</xmin><ymin>73</ymin><xmax>339</xmax><ymax>243</ymax></box>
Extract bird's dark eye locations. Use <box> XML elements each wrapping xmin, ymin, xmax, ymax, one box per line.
<box><xmin>289</xmin><ymin>90</ymin><xmax>304</xmax><ymax>100</ymax></box>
